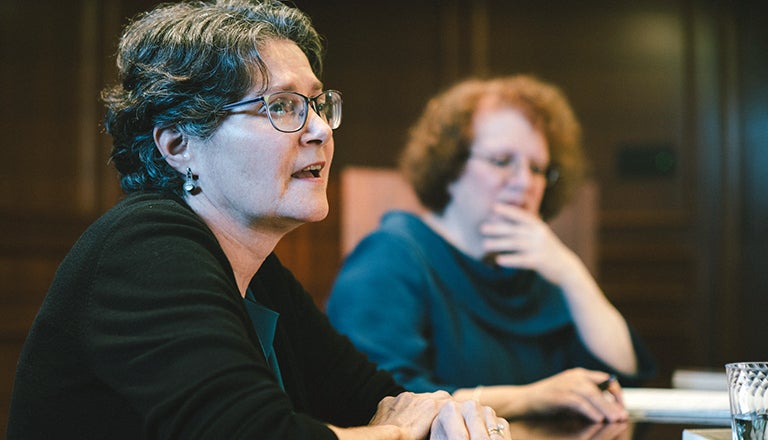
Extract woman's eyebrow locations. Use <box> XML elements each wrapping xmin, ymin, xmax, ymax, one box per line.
<box><xmin>266</xmin><ymin>80</ymin><xmax>324</xmax><ymax>94</ymax></box>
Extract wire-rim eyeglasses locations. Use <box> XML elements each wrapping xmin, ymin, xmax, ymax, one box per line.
<box><xmin>220</xmin><ymin>89</ymin><xmax>342</xmax><ymax>133</ymax></box>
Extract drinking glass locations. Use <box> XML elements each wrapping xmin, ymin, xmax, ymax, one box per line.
<box><xmin>726</xmin><ymin>362</ymin><xmax>768</xmax><ymax>440</ymax></box>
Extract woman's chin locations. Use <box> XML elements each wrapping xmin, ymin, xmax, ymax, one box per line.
<box><xmin>302</xmin><ymin>202</ymin><xmax>329</xmax><ymax>223</ymax></box>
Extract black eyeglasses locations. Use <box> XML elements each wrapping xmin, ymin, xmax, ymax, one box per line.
<box><xmin>220</xmin><ymin>89</ymin><xmax>342</xmax><ymax>133</ymax></box>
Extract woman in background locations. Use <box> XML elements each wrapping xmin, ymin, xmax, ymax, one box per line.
<box><xmin>328</xmin><ymin>75</ymin><xmax>656</xmax><ymax>423</ymax></box>
<box><xmin>7</xmin><ymin>2</ymin><xmax>508</xmax><ymax>439</ymax></box>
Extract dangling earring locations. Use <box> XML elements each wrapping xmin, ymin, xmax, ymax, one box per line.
<box><xmin>183</xmin><ymin>168</ymin><xmax>196</xmax><ymax>193</ymax></box>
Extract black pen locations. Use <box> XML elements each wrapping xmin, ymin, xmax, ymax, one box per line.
<box><xmin>597</xmin><ymin>374</ymin><xmax>617</xmax><ymax>391</ymax></box>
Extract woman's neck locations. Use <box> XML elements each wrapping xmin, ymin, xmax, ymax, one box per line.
<box><xmin>187</xmin><ymin>199</ymin><xmax>294</xmax><ymax>297</ymax></box>
<box><xmin>420</xmin><ymin>210</ymin><xmax>485</xmax><ymax>260</ymax></box>
<box><xmin>213</xmin><ymin>226</ymin><xmax>282</xmax><ymax>297</ymax></box>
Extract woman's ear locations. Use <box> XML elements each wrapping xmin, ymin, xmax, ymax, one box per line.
<box><xmin>153</xmin><ymin>125</ymin><xmax>189</xmax><ymax>172</ymax></box>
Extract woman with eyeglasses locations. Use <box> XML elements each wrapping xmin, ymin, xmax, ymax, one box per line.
<box><xmin>327</xmin><ymin>75</ymin><xmax>656</xmax><ymax>422</ymax></box>
<box><xmin>7</xmin><ymin>2</ymin><xmax>509</xmax><ymax>439</ymax></box>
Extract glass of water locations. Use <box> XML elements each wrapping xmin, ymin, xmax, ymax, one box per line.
<box><xmin>726</xmin><ymin>362</ymin><xmax>768</xmax><ymax>440</ymax></box>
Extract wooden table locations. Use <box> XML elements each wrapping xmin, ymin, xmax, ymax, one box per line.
<box><xmin>505</xmin><ymin>416</ymin><xmax>730</xmax><ymax>439</ymax></box>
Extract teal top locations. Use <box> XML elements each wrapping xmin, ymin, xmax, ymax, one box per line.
<box><xmin>328</xmin><ymin>211</ymin><xmax>656</xmax><ymax>393</ymax></box>
<box><xmin>245</xmin><ymin>289</ymin><xmax>284</xmax><ymax>390</ymax></box>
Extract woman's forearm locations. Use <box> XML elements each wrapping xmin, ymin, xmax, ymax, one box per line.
<box><xmin>453</xmin><ymin>384</ymin><xmax>533</xmax><ymax>418</ymax></box>
<box><xmin>558</xmin><ymin>257</ymin><xmax>637</xmax><ymax>374</ymax></box>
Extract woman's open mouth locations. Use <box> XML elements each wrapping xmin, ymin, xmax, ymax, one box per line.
<box><xmin>292</xmin><ymin>163</ymin><xmax>322</xmax><ymax>179</ymax></box>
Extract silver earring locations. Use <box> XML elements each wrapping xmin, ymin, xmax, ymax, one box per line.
<box><xmin>183</xmin><ymin>168</ymin><xmax>196</xmax><ymax>193</ymax></box>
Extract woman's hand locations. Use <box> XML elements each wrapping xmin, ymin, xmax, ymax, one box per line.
<box><xmin>368</xmin><ymin>391</ymin><xmax>451</xmax><ymax>438</ymax></box>
<box><xmin>522</xmin><ymin>368</ymin><xmax>628</xmax><ymax>423</ymax></box>
<box><xmin>363</xmin><ymin>391</ymin><xmax>510</xmax><ymax>440</ymax></box>
<box><xmin>430</xmin><ymin>399</ymin><xmax>511</xmax><ymax>439</ymax></box>
<box><xmin>480</xmin><ymin>203</ymin><xmax>580</xmax><ymax>285</ymax></box>
<box><xmin>481</xmin><ymin>203</ymin><xmax>639</xmax><ymax>375</ymax></box>
<box><xmin>453</xmin><ymin>369</ymin><xmax>627</xmax><ymax>422</ymax></box>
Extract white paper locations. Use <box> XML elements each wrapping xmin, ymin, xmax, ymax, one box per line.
<box><xmin>622</xmin><ymin>388</ymin><xmax>731</xmax><ymax>424</ymax></box>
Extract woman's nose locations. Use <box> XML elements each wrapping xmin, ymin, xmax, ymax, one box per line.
<box><xmin>505</xmin><ymin>159</ymin><xmax>534</xmax><ymax>187</ymax></box>
<box><xmin>301</xmin><ymin>110</ymin><xmax>333</xmax><ymax>146</ymax></box>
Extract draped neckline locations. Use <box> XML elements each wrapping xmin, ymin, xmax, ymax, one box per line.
<box><xmin>379</xmin><ymin>211</ymin><xmax>573</xmax><ymax>336</ymax></box>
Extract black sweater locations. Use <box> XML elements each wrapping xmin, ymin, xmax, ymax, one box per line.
<box><xmin>8</xmin><ymin>192</ymin><xmax>403</xmax><ymax>439</ymax></box>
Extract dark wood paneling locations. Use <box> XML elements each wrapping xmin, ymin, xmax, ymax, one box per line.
<box><xmin>734</xmin><ymin>0</ymin><xmax>768</xmax><ymax>361</ymax></box>
<box><xmin>600</xmin><ymin>212</ymin><xmax>699</xmax><ymax>384</ymax></box>
<box><xmin>1</xmin><ymin>2</ymin><xmax>82</xmax><ymax>214</ymax></box>
<box><xmin>294</xmin><ymin>0</ymin><xmax>469</xmax><ymax>169</ymax></box>
<box><xmin>0</xmin><ymin>1</ymin><xmax>131</xmax><ymax>433</ymax></box>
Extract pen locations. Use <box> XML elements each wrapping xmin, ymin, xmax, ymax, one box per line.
<box><xmin>597</xmin><ymin>374</ymin><xmax>617</xmax><ymax>391</ymax></box>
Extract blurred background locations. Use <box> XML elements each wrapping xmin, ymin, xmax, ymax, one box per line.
<box><xmin>1</xmin><ymin>0</ymin><xmax>766</xmax><ymax>433</ymax></box>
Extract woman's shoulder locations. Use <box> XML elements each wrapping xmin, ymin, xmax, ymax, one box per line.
<box><xmin>82</xmin><ymin>192</ymin><xmax>205</xmax><ymax>242</ymax></box>
<box><xmin>67</xmin><ymin>192</ymin><xmax>217</xmax><ymax>270</ymax></box>
<box><xmin>106</xmin><ymin>192</ymin><xmax>197</xmax><ymax>223</ymax></box>
<box><xmin>378</xmin><ymin>210</ymin><xmax>429</xmax><ymax>235</ymax></box>
<box><xmin>347</xmin><ymin>211</ymin><xmax>433</xmax><ymax>263</ymax></box>
<box><xmin>335</xmin><ymin>210</ymin><xmax>451</xmax><ymax>291</ymax></box>
<box><xmin>362</xmin><ymin>210</ymin><xmax>446</xmax><ymax>251</ymax></box>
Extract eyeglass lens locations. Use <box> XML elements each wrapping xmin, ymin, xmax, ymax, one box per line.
<box><xmin>473</xmin><ymin>153</ymin><xmax>558</xmax><ymax>186</ymax></box>
<box><xmin>266</xmin><ymin>90</ymin><xmax>342</xmax><ymax>133</ymax></box>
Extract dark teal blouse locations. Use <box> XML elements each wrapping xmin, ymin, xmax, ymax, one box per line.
<box><xmin>245</xmin><ymin>289</ymin><xmax>284</xmax><ymax>390</ymax></box>
<box><xmin>327</xmin><ymin>211</ymin><xmax>656</xmax><ymax>393</ymax></box>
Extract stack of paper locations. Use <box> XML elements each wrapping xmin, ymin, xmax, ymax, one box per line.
<box><xmin>682</xmin><ymin>428</ymin><xmax>732</xmax><ymax>440</ymax></box>
<box><xmin>622</xmin><ymin>388</ymin><xmax>731</xmax><ymax>425</ymax></box>
<box><xmin>672</xmin><ymin>369</ymin><xmax>728</xmax><ymax>391</ymax></box>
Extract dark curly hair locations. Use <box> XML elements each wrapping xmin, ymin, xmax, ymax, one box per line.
<box><xmin>399</xmin><ymin>75</ymin><xmax>586</xmax><ymax>221</ymax></box>
<box><xmin>102</xmin><ymin>0</ymin><xmax>324</xmax><ymax>195</ymax></box>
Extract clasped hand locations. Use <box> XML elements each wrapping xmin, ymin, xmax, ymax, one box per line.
<box><xmin>370</xmin><ymin>391</ymin><xmax>511</xmax><ymax>439</ymax></box>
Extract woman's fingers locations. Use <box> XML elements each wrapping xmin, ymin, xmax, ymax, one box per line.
<box><xmin>575</xmin><ymin>374</ymin><xmax>629</xmax><ymax>423</ymax></box>
<box><xmin>529</xmin><ymin>369</ymin><xmax>629</xmax><ymax>423</ymax></box>
<box><xmin>482</xmin><ymin>405</ymin><xmax>510</xmax><ymax>440</ymax></box>
<box><xmin>370</xmin><ymin>392</ymin><xmax>445</xmax><ymax>438</ymax></box>
<box><xmin>430</xmin><ymin>400</ymin><xmax>511</xmax><ymax>440</ymax></box>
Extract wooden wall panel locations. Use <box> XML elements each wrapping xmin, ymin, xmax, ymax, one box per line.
<box><xmin>295</xmin><ymin>0</ymin><xmax>467</xmax><ymax>169</ymax></box>
<box><xmin>1</xmin><ymin>2</ymin><xmax>90</xmax><ymax>433</ymax></box>
<box><xmin>1</xmin><ymin>2</ymin><xmax>84</xmax><ymax>215</ymax></box>
<box><xmin>0</xmin><ymin>0</ymin><xmax>132</xmax><ymax>432</ymax></box>
<box><xmin>485</xmin><ymin>0</ymin><xmax>689</xmax><ymax>214</ymax></box>
<box><xmin>733</xmin><ymin>1</ymin><xmax>768</xmax><ymax>361</ymax></box>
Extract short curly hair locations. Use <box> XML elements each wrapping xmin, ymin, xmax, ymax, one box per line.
<box><xmin>102</xmin><ymin>0</ymin><xmax>324</xmax><ymax>196</ymax></box>
<box><xmin>399</xmin><ymin>75</ymin><xmax>586</xmax><ymax>221</ymax></box>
